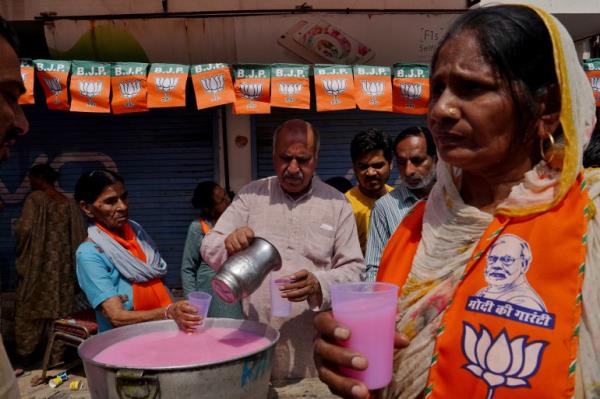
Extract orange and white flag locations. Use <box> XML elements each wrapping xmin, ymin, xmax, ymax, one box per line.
<box><xmin>583</xmin><ymin>58</ymin><xmax>600</xmax><ymax>107</ymax></box>
<box><xmin>147</xmin><ymin>63</ymin><xmax>189</xmax><ymax>108</ymax></box>
<box><xmin>270</xmin><ymin>64</ymin><xmax>310</xmax><ymax>110</ymax></box>
<box><xmin>314</xmin><ymin>65</ymin><xmax>355</xmax><ymax>112</ymax></box>
<box><xmin>353</xmin><ymin>65</ymin><xmax>392</xmax><ymax>112</ymax></box>
<box><xmin>111</xmin><ymin>62</ymin><xmax>148</xmax><ymax>114</ymax></box>
<box><xmin>34</xmin><ymin>59</ymin><xmax>70</xmax><ymax>110</ymax></box>
<box><xmin>392</xmin><ymin>64</ymin><xmax>429</xmax><ymax>115</ymax></box>
<box><xmin>18</xmin><ymin>59</ymin><xmax>35</xmax><ymax>105</ymax></box>
<box><xmin>191</xmin><ymin>64</ymin><xmax>235</xmax><ymax>110</ymax></box>
<box><xmin>233</xmin><ymin>64</ymin><xmax>271</xmax><ymax>115</ymax></box>
<box><xmin>70</xmin><ymin>61</ymin><xmax>111</xmax><ymax>113</ymax></box>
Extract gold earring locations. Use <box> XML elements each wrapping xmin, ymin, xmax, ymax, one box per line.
<box><xmin>540</xmin><ymin>134</ymin><xmax>565</xmax><ymax>169</ymax></box>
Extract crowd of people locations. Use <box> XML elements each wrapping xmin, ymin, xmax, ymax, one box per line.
<box><xmin>1</xmin><ymin>3</ymin><xmax>600</xmax><ymax>399</ymax></box>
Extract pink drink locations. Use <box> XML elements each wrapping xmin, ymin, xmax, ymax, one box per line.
<box><xmin>331</xmin><ymin>283</ymin><xmax>398</xmax><ymax>389</ymax></box>
<box><xmin>93</xmin><ymin>327</ymin><xmax>271</xmax><ymax>368</ymax></box>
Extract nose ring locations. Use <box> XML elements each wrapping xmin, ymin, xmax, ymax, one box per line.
<box><xmin>447</xmin><ymin>107</ymin><xmax>458</xmax><ymax>117</ymax></box>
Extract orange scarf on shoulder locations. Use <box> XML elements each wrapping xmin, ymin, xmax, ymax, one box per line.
<box><xmin>96</xmin><ymin>223</ymin><xmax>173</xmax><ymax>311</ymax></box>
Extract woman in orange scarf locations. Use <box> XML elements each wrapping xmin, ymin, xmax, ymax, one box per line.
<box><xmin>313</xmin><ymin>5</ymin><xmax>599</xmax><ymax>399</ymax></box>
<box><xmin>75</xmin><ymin>169</ymin><xmax>200</xmax><ymax>333</ymax></box>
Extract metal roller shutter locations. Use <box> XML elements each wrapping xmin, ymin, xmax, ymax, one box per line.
<box><xmin>0</xmin><ymin>106</ymin><xmax>217</xmax><ymax>290</ymax></box>
<box><xmin>253</xmin><ymin>108</ymin><xmax>427</xmax><ymax>184</ymax></box>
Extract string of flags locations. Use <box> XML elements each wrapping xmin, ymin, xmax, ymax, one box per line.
<box><xmin>18</xmin><ymin>60</ymin><xmax>430</xmax><ymax>115</ymax></box>
<box><xmin>18</xmin><ymin>58</ymin><xmax>600</xmax><ymax>115</ymax></box>
<box><xmin>584</xmin><ymin>59</ymin><xmax>600</xmax><ymax>107</ymax></box>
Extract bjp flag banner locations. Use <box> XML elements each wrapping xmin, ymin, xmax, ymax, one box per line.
<box><xmin>314</xmin><ymin>64</ymin><xmax>355</xmax><ymax>112</ymax></box>
<box><xmin>34</xmin><ymin>59</ymin><xmax>70</xmax><ymax>110</ymax></box>
<box><xmin>18</xmin><ymin>59</ymin><xmax>35</xmax><ymax>105</ymax></box>
<box><xmin>270</xmin><ymin>64</ymin><xmax>310</xmax><ymax>110</ymax></box>
<box><xmin>583</xmin><ymin>58</ymin><xmax>600</xmax><ymax>107</ymax></box>
<box><xmin>147</xmin><ymin>63</ymin><xmax>189</xmax><ymax>108</ymax></box>
<box><xmin>233</xmin><ymin>64</ymin><xmax>271</xmax><ymax>115</ymax></box>
<box><xmin>191</xmin><ymin>63</ymin><xmax>235</xmax><ymax>110</ymax></box>
<box><xmin>353</xmin><ymin>65</ymin><xmax>392</xmax><ymax>112</ymax></box>
<box><xmin>111</xmin><ymin>62</ymin><xmax>148</xmax><ymax>114</ymax></box>
<box><xmin>392</xmin><ymin>64</ymin><xmax>429</xmax><ymax>115</ymax></box>
<box><xmin>70</xmin><ymin>61</ymin><xmax>111</xmax><ymax>113</ymax></box>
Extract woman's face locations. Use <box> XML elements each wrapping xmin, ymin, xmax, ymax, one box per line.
<box><xmin>428</xmin><ymin>32</ymin><xmax>532</xmax><ymax>176</ymax></box>
<box><xmin>82</xmin><ymin>182</ymin><xmax>129</xmax><ymax>230</ymax></box>
<box><xmin>209</xmin><ymin>185</ymin><xmax>231</xmax><ymax>220</ymax></box>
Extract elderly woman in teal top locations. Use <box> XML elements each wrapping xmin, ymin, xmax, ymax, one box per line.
<box><xmin>181</xmin><ymin>181</ymin><xmax>243</xmax><ymax>318</ymax></box>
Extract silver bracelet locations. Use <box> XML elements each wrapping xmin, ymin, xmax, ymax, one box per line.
<box><xmin>164</xmin><ymin>303</ymin><xmax>174</xmax><ymax>319</ymax></box>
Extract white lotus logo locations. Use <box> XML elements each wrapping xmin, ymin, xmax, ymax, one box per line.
<box><xmin>44</xmin><ymin>77</ymin><xmax>63</xmax><ymax>104</ymax></box>
<box><xmin>240</xmin><ymin>83</ymin><xmax>262</xmax><ymax>109</ymax></box>
<box><xmin>155</xmin><ymin>77</ymin><xmax>179</xmax><ymax>102</ymax></box>
<box><xmin>200</xmin><ymin>74</ymin><xmax>225</xmax><ymax>101</ymax></box>
<box><xmin>591</xmin><ymin>77</ymin><xmax>600</xmax><ymax>99</ymax></box>
<box><xmin>279</xmin><ymin>83</ymin><xmax>302</xmax><ymax>103</ymax></box>
<box><xmin>462</xmin><ymin>322</ymin><xmax>547</xmax><ymax>399</ymax></box>
<box><xmin>322</xmin><ymin>79</ymin><xmax>346</xmax><ymax>105</ymax></box>
<box><xmin>361</xmin><ymin>81</ymin><xmax>385</xmax><ymax>105</ymax></box>
<box><xmin>79</xmin><ymin>81</ymin><xmax>103</xmax><ymax>107</ymax></box>
<box><xmin>119</xmin><ymin>80</ymin><xmax>142</xmax><ymax>107</ymax></box>
<box><xmin>400</xmin><ymin>83</ymin><xmax>423</xmax><ymax>108</ymax></box>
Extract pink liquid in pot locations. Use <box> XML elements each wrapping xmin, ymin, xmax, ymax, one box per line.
<box><xmin>93</xmin><ymin>327</ymin><xmax>271</xmax><ymax>368</ymax></box>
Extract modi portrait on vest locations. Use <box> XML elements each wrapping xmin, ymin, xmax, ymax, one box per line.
<box><xmin>476</xmin><ymin>234</ymin><xmax>546</xmax><ymax>312</ymax></box>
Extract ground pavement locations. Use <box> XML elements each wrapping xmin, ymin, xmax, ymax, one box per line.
<box><xmin>17</xmin><ymin>366</ymin><xmax>338</xmax><ymax>399</ymax></box>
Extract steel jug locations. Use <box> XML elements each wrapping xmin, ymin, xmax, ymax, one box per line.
<box><xmin>211</xmin><ymin>237</ymin><xmax>282</xmax><ymax>303</ymax></box>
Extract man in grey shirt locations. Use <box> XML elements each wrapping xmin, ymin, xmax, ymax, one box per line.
<box><xmin>202</xmin><ymin>119</ymin><xmax>364</xmax><ymax>379</ymax></box>
<box><xmin>364</xmin><ymin>127</ymin><xmax>436</xmax><ymax>281</ymax></box>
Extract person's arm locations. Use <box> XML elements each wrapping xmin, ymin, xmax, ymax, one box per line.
<box><xmin>0</xmin><ymin>337</ymin><xmax>19</xmax><ymax>399</ymax></box>
<box><xmin>14</xmin><ymin>193</ymin><xmax>37</xmax><ymax>251</ymax></box>
<box><xmin>201</xmin><ymin>189</ymin><xmax>251</xmax><ymax>270</ymax></box>
<box><xmin>181</xmin><ymin>223</ymin><xmax>202</xmax><ymax>298</ymax></box>
<box><xmin>364</xmin><ymin>202</ymin><xmax>390</xmax><ymax>282</ymax></box>
<box><xmin>311</xmin><ymin>201</ymin><xmax>366</xmax><ymax>310</ymax></box>
<box><xmin>98</xmin><ymin>296</ymin><xmax>199</xmax><ymax>332</ymax></box>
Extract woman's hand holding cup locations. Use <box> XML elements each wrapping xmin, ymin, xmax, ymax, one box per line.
<box><xmin>168</xmin><ymin>300</ymin><xmax>203</xmax><ymax>333</ymax></box>
<box><xmin>313</xmin><ymin>310</ymin><xmax>409</xmax><ymax>399</ymax></box>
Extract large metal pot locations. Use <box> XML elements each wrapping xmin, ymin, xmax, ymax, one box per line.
<box><xmin>79</xmin><ymin>318</ymin><xmax>279</xmax><ymax>399</ymax></box>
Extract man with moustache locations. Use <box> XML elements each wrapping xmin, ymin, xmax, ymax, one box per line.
<box><xmin>345</xmin><ymin>129</ymin><xmax>393</xmax><ymax>253</ymax></box>
<box><xmin>364</xmin><ymin>127</ymin><xmax>436</xmax><ymax>281</ymax></box>
<box><xmin>0</xmin><ymin>15</ymin><xmax>31</xmax><ymax>399</ymax></box>
<box><xmin>201</xmin><ymin>119</ymin><xmax>364</xmax><ymax>379</ymax></box>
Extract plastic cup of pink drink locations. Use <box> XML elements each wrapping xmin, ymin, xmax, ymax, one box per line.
<box><xmin>330</xmin><ymin>282</ymin><xmax>398</xmax><ymax>390</ymax></box>
<box><xmin>270</xmin><ymin>277</ymin><xmax>292</xmax><ymax>317</ymax></box>
<box><xmin>187</xmin><ymin>291</ymin><xmax>212</xmax><ymax>331</ymax></box>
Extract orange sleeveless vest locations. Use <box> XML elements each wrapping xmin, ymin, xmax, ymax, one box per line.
<box><xmin>377</xmin><ymin>176</ymin><xmax>591</xmax><ymax>398</ymax></box>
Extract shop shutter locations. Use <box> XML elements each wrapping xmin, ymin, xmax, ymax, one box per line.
<box><xmin>253</xmin><ymin>108</ymin><xmax>426</xmax><ymax>184</ymax></box>
<box><xmin>0</xmin><ymin>106</ymin><xmax>217</xmax><ymax>290</ymax></box>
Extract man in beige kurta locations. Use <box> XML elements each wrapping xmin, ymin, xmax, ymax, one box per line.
<box><xmin>201</xmin><ymin>119</ymin><xmax>364</xmax><ymax>379</ymax></box>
